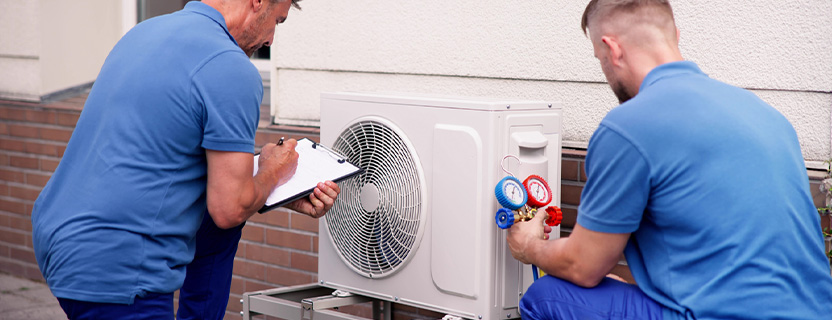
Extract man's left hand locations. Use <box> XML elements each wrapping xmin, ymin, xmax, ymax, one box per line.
<box><xmin>286</xmin><ymin>181</ymin><xmax>341</xmax><ymax>218</ymax></box>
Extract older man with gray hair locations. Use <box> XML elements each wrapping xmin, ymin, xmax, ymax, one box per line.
<box><xmin>506</xmin><ymin>1</ymin><xmax>832</xmax><ymax>319</ymax></box>
<box><xmin>32</xmin><ymin>0</ymin><xmax>340</xmax><ymax>319</ymax></box>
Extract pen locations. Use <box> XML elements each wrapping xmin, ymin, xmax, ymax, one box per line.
<box><xmin>278</xmin><ymin>137</ymin><xmax>284</xmax><ymax>146</ymax></box>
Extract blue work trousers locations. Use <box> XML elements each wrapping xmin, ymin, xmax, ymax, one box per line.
<box><xmin>520</xmin><ymin>276</ymin><xmax>683</xmax><ymax>320</ymax></box>
<box><xmin>58</xmin><ymin>292</ymin><xmax>175</xmax><ymax>319</ymax></box>
<box><xmin>176</xmin><ymin>212</ymin><xmax>244</xmax><ymax>320</ymax></box>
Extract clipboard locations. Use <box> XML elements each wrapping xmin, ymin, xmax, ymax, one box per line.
<box><xmin>254</xmin><ymin>138</ymin><xmax>363</xmax><ymax>213</ymax></box>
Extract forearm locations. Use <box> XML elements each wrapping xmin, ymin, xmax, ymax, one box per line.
<box><xmin>210</xmin><ymin>177</ymin><xmax>293</xmax><ymax>230</ymax></box>
<box><xmin>509</xmin><ymin>222</ymin><xmax>629</xmax><ymax>288</ymax></box>
<box><xmin>207</xmin><ymin>174</ymin><xmax>270</xmax><ymax>229</ymax></box>
<box><xmin>206</xmin><ymin>144</ymin><xmax>297</xmax><ymax>229</ymax></box>
<box><xmin>530</xmin><ymin>237</ymin><xmax>613</xmax><ymax>287</ymax></box>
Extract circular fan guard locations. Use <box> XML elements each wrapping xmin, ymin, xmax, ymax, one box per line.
<box><xmin>327</xmin><ymin>119</ymin><xmax>424</xmax><ymax>278</ymax></box>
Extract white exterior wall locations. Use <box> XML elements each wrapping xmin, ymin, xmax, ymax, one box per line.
<box><xmin>0</xmin><ymin>1</ymin><xmax>41</xmax><ymax>101</ymax></box>
<box><xmin>0</xmin><ymin>0</ymin><xmax>122</xmax><ymax>101</ymax></box>
<box><xmin>272</xmin><ymin>0</ymin><xmax>832</xmax><ymax>164</ymax></box>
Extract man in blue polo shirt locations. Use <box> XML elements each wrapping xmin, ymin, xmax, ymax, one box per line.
<box><xmin>31</xmin><ymin>0</ymin><xmax>340</xmax><ymax>318</ymax></box>
<box><xmin>506</xmin><ymin>0</ymin><xmax>832</xmax><ymax>319</ymax></box>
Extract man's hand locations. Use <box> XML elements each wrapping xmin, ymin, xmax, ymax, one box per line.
<box><xmin>506</xmin><ymin>210</ymin><xmax>552</xmax><ymax>264</ymax></box>
<box><xmin>507</xmin><ymin>218</ymin><xmax>631</xmax><ymax>288</ymax></box>
<box><xmin>257</xmin><ymin>139</ymin><xmax>299</xmax><ymax>187</ymax></box>
<box><xmin>285</xmin><ymin>181</ymin><xmax>341</xmax><ymax>218</ymax></box>
<box><xmin>259</xmin><ymin>138</ymin><xmax>340</xmax><ymax>219</ymax></box>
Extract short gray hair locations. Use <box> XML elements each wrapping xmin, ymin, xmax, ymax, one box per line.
<box><xmin>271</xmin><ymin>0</ymin><xmax>301</xmax><ymax>9</ymax></box>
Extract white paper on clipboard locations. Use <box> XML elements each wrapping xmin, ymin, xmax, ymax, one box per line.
<box><xmin>253</xmin><ymin>138</ymin><xmax>362</xmax><ymax>212</ymax></box>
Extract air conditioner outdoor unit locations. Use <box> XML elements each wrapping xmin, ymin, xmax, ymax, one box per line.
<box><xmin>319</xmin><ymin>92</ymin><xmax>562</xmax><ymax>320</ymax></box>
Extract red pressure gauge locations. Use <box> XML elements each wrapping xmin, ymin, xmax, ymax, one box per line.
<box><xmin>523</xmin><ymin>175</ymin><xmax>552</xmax><ymax>208</ymax></box>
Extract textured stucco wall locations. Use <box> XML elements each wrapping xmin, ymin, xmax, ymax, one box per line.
<box><xmin>39</xmin><ymin>1</ymin><xmax>122</xmax><ymax>96</ymax></box>
<box><xmin>0</xmin><ymin>0</ymin><xmax>122</xmax><ymax>101</ymax></box>
<box><xmin>273</xmin><ymin>0</ymin><xmax>831</xmax><ymax>162</ymax></box>
<box><xmin>0</xmin><ymin>1</ymin><xmax>40</xmax><ymax>101</ymax></box>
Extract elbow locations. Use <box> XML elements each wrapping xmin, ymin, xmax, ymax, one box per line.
<box><xmin>207</xmin><ymin>204</ymin><xmax>247</xmax><ymax>229</ymax></box>
<box><xmin>570</xmin><ymin>273</ymin><xmax>605</xmax><ymax>288</ymax></box>
<box><xmin>213</xmin><ymin>216</ymin><xmax>243</xmax><ymax>229</ymax></box>
<box><xmin>562</xmin><ymin>262</ymin><xmax>607</xmax><ymax>288</ymax></box>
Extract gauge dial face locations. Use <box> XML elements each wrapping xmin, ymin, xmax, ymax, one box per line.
<box><xmin>502</xmin><ymin>180</ymin><xmax>526</xmax><ymax>206</ymax></box>
<box><xmin>495</xmin><ymin>176</ymin><xmax>528</xmax><ymax>210</ymax></box>
<box><xmin>524</xmin><ymin>175</ymin><xmax>552</xmax><ymax>207</ymax></box>
<box><xmin>528</xmin><ymin>179</ymin><xmax>549</xmax><ymax>201</ymax></box>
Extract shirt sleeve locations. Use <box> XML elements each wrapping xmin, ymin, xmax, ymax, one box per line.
<box><xmin>577</xmin><ymin>124</ymin><xmax>651</xmax><ymax>234</ymax></box>
<box><xmin>191</xmin><ymin>50</ymin><xmax>262</xmax><ymax>153</ymax></box>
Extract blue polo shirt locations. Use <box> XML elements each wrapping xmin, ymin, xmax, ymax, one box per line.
<box><xmin>32</xmin><ymin>2</ymin><xmax>261</xmax><ymax>304</ymax></box>
<box><xmin>577</xmin><ymin>61</ymin><xmax>832</xmax><ymax>319</ymax></box>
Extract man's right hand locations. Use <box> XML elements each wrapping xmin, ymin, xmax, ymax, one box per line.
<box><xmin>257</xmin><ymin>139</ymin><xmax>299</xmax><ymax>187</ymax></box>
<box><xmin>506</xmin><ymin>209</ymin><xmax>551</xmax><ymax>264</ymax></box>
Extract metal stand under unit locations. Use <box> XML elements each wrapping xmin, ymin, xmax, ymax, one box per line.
<box><xmin>242</xmin><ymin>283</ymin><xmax>394</xmax><ymax>320</ymax></box>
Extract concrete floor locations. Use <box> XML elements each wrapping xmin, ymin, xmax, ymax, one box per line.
<box><xmin>0</xmin><ymin>273</ymin><xmax>66</xmax><ymax>320</ymax></box>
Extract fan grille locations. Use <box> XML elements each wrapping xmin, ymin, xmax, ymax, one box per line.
<box><xmin>327</xmin><ymin>119</ymin><xmax>423</xmax><ymax>278</ymax></box>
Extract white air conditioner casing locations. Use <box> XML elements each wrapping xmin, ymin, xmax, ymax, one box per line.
<box><xmin>319</xmin><ymin>92</ymin><xmax>562</xmax><ymax>320</ymax></box>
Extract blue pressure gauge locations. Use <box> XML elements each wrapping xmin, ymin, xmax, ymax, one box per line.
<box><xmin>494</xmin><ymin>176</ymin><xmax>528</xmax><ymax>210</ymax></box>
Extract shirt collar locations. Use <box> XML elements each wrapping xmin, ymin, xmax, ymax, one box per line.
<box><xmin>640</xmin><ymin>61</ymin><xmax>707</xmax><ymax>92</ymax></box>
<box><xmin>184</xmin><ymin>1</ymin><xmax>239</xmax><ymax>46</ymax></box>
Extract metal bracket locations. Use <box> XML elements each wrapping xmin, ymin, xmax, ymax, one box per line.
<box><xmin>332</xmin><ymin>290</ymin><xmax>354</xmax><ymax>298</ymax></box>
<box><xmin>301</xmin><ymin>289</ymin><xmax>370</xmax><ymax>310</ymax></box>
<box><xmin>243</xmin><ymin>283</ymin><xmax>384</xmax><ymax>320</ymax></box>
<box><xmin>299</xmin><ymin>289</ymin><xmax>373</xmax><ymax>319</ymax></box>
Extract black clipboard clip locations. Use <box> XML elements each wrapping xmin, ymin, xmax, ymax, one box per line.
<box><xmin>312</xmin><ymin>142</ymin><xmax>347</xmax><ymax>164</ymax></box>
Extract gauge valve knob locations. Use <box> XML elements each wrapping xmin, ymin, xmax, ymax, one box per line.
<box><xmin>495</xmin><ymin>208</ymin><xmax>516</xmax><ymax>229</ymax></box>
<box><xmin>545</xmin><ymin>206</ymin><xmax>563</xmax><ymax>227</ymax></box>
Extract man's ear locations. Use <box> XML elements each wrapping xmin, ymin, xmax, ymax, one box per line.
<box><xmin>601</xmin><ymin>36</ymin><xmax>624</xmax><ymax>67</ymax></box>
<box><xmin>250</xmin><ymin>0</ymin><xmax>264</xmax><ymax>12</ymax></box>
